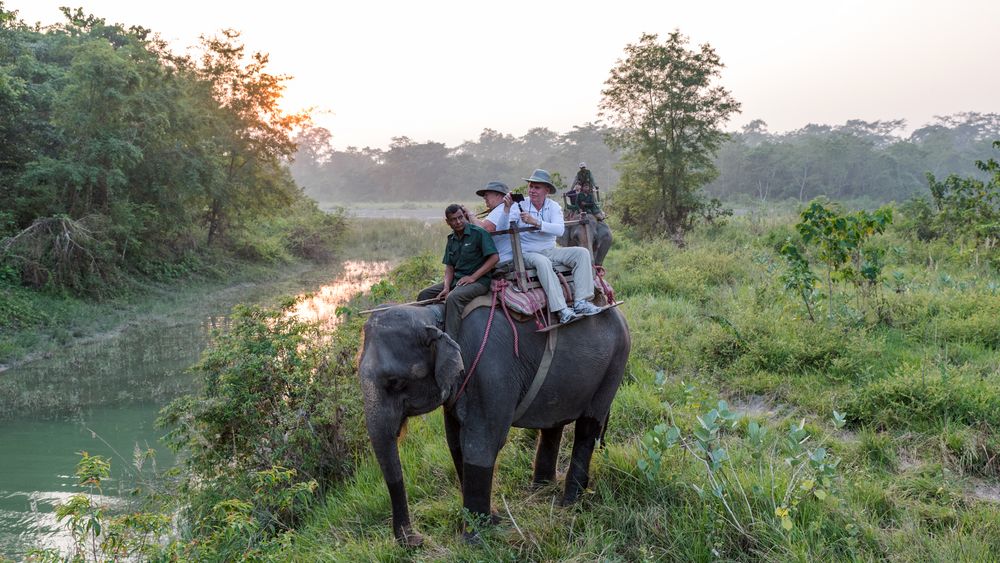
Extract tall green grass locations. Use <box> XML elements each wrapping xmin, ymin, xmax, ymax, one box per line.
<box><xmin>282</xmin><ymin>213</ymin><xmax>999</xmax><ymax>560</ymax></box>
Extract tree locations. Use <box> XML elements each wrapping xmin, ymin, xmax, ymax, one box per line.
<box><xmin>196</xmin><ymin>29</ymin><xmax>308</xmax><ymax>246</ymax></box>
<box><xmin>600</xmin><ymin>31</ymin><xmax>740</xmax><ymax>238</ymax></box>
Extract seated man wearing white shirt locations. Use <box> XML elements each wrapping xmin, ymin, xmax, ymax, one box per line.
<box><xmin>474</xmin><ymin>171</ymin><xmax>601</xmax><ymax>325</ymax></box>
<box><xmin>470</xmin><ymin>181</ymin><xmax>515</xmax><ymax>264</ymax></box>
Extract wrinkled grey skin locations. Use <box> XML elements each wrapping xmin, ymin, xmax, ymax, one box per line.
<box><xmin>559</xmin><ymin>215</ymin><xmax>613</xmax><ymax>266</ymax></box>
<box><xmin>358</xmin><ymin>303</ymin><xmax>630</xmax><ymax>546</ymax></box>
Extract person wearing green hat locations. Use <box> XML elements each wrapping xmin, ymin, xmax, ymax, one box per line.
<box><xmin>508</xmin><ymin>169</ymin><xmax>603</xmax><ymax>324</ymax></box>
<box><xmin>574</xmin><ymin>162</ymin><xmax>596</xmax><ymax>190</ymax></box>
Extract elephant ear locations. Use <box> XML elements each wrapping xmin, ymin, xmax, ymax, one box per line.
<box><xmin>424</xmin><ymin>325</ymin><xmax>465</xmax><ymax>402</ymax></box>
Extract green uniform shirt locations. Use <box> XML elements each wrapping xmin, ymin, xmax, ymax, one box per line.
<box><xmin>443</xmin><ymin>224</ymin><xmax>498</xmax><ymax>288</ymax></box>
<box><xmin>566</xmin><ymin>189</ymin><xmax>602</xmax><ymax>214</ymax></box>
<box><xmin>575</xmin><ymin>190</ymin><xmax>602</xmax><ymax>215</ymax></box>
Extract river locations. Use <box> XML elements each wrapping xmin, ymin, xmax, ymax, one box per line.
<box><xmin>0</xmin><ymin>259</ymin><xmax>390</xmax><ymax>558</ymax></box>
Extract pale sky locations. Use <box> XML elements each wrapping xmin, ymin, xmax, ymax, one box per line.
<box><xmin>11</xmin><ymin>0</ymin><xmax>1000</xmax><ymax>150</ymax></box>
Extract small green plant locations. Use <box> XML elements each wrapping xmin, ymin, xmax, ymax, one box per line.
<box><xmin>26</xmin><ymin>452</ymin><xmax>173</xmax><ymax>562</ymax></box>
<box><xmin>638</xmin><ymin>383</ymin><xmax>848</xmax><ymax>542</ymax></box>
<box><xmin>780</xmin><ymin>200</ymin><xmax>893</xmax><ymax>321</ymax></box>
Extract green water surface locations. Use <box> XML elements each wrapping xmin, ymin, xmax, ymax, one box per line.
<box><xmin>0</xmin><ymin>260</ymin><xmax>379</xmax><ymax>558</ymax></box>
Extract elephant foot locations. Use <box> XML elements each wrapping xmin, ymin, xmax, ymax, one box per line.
<box><xmin>461</xmin><ymin>510</ymin><xmax>500</xmax><ymax>544</ymax></box>
<box><xmin>462</xmin><ymin>529</ymin><xmax>483</xmax><ymax>545</ymax></box>
<box><xmin>560</xmin><ymin>491</ymin><xmax>583</xmax><ymax>507</ymax></box>
<box><xmin>530</xmin><ymin>478</ymin><xmax>554</xmax><ymax>491</ymax></box>
<box><xmin>396</xmin><ymin>526</ymin><xmax>424</xmax><ymax>548</ymax></box>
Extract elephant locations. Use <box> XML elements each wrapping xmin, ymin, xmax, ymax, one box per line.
<box><xmin>358</xmin><ymin>302</ymin><xmax>630</xmax><ymax>545</ymax></box>
<box><xmin>559</xmin><ymin>213</ymin><xmax>613</xmax><ymax>266</ymax></box>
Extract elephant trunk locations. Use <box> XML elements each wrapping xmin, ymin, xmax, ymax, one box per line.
<box><xmin>364</xmin><ymin>410</ymin><xmax>422</xmax><ymax>546</ymax></box>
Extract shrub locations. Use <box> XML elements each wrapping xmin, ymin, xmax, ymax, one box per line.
<box><xmin>158</xmin><ymin>297</ymin><xmax>366</xmax><ymax>555</ymax></box>
<box><xmin>284</xmin><ymin>204</ymin><xmax>348</xmax><ymax>263</ymax></box>
<box><xmin>1</xmin><ymin>215</ymin><xmax>122</xmax><ymax>296</ymax></box>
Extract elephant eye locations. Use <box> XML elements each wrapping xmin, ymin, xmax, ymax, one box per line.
<box><xmin>386</xmin><ymin>377</ymin><xmax>407</xmax><ymax>392</ymax></box>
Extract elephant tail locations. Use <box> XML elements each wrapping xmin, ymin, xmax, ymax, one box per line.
<box><xmin>598</xmin><ymin>412</ymin><xmax>610</xmax><ymax>449</ymax></box>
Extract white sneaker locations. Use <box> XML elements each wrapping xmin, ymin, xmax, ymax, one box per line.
<box><xmin>558</xmin><ymin>308</ymin><xmax>579</xmax><ymax>324</ymax></box>
<box><xmin>573</xmin><ymin>300</ymin><xmax>602</xmax><ymax>316</ymax></box>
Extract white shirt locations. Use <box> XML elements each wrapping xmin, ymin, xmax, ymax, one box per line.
<box><xmin>485</xmin><ymin>205</ymin><xmax>513</xmax><ymax>262</ymax></box>
<box><xmin>511</xmin><ymin>198</ymin><xmax>565</xmax><ymax>254</ymax></box>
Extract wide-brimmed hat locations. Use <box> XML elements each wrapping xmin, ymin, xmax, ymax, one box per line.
<box><xmin>522</xmin><ymin>169</ymin><xmax>556</xmax><ymax>194</ymax></box>
<box><xmin>579</xmin><ymin>162</ymin><xmax>587</xmax><ymax>168</ymax></box>
<box><xmin>475</xmin><ymin>181</ymin><xmax>510</xmax><ymax>197</ymax></box>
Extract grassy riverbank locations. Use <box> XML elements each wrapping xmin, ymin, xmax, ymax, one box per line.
<box><xmin>28</xmin><ymin>211</ymin><xmax>999</xmax><ymax>561</ymax></box>
<box><xmin>0</xmin><ymin>214</ymin><xmax>445</xmax><ymax>368</ymax></box>
<box><xmin>285</xmin><ymin>212</ymin><xmax>1000</xmax><ymax>561</ymax></box>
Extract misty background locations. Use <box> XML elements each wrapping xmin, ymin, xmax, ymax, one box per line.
<box><xmin>290</xmin><ymin>112</ymin><xmax>1000</xmax><ymax>206</ymax></box>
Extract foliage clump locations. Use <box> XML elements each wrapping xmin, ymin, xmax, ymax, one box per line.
<box><xmin>156</xmin><ymin>299</ymin><xmax>366</xmax><ymax>558</ymax></box>
<box><xmin>778</xmin><ymin>199</ymin><xmax>893</xmax><ymax>321</ymax></box>
<box><xmin>897</xmin><ymin>140</ymin><xmax>1000</xmax><ymax>268</ymax></box>
<box><xmin>0</xmin><ymin>6</ymin><xmax>336</xmax><ymax>298</ymax></box>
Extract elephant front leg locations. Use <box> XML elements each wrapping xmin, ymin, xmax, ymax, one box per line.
<box><xmin>532</xmin><ymin>426</ymin><xmax>564</xmax><ymax>487</ymax></box>
<box><xmin>444</xmin><ymin>409</ymin><xmax>464</xmax><ymax>485</ymax></box>
<box><xmin>461</xmin><ymin>463</ymin><xmax>498</xmax><ymax>542</ymax></box>
<box><xmin>562</xmin><ymin>417</ymin><xmax>603</xmax><ymax>505</ymax></box>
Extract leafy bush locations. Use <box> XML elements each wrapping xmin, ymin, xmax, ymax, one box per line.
<box><xmin>36</xmin><ymin>453</ymin><xmax>173</xmax><ymax>562</ymax></box>
<box><xmin>778</xmin><ymin>200</ymin><xmax>893</xmax><ymax>321</ymax></box>
<box><xmin>0</xmin><ymin>284</ymin><xmax>48</xmax><ymax>331</ymax></box>
<box><xmin>228</xmin><ymin>230</ymin><xmax>291</xmax><ymax>263</ymax></box>
<box><xmin>925</xmin><ymin>141</ymin><xmax>1000</xmax><ymax>242</ymax></box>
<box><xmin>390</xmin><ymin>252</ymin><xmax>439</xmax><ymax>295</ymax></box>
<box><xmin>896</xmin><ymin>141</ymin><xmax>1000</xmax><ymax>268</ymax></box>
<box><xmin>158</xmin><ymin>297</ymin><xmax>366</xmax><ymax>555</ymax></box>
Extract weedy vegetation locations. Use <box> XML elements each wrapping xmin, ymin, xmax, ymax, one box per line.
<box><xmin>34</xmin><ymin>188</ymin><xmax>1000</xmax><ymax>560</ymax></box>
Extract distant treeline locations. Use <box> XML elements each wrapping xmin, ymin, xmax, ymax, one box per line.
<box><xmin>292</xmin><ymin>113</ymin><xmax>1000</xmax><ymax>205</ymax></box>
<box><xmin>710</xmin><ymin>114</ymin><xmax>1000</xmax><ymax>204</ymax></box>
<box><xmin>0</xmin><ymin>7</ymin><xmax>339</xmax><ymax>295</ymax></box>
<box><xmin>290</xmin><ymin>125</ymin><xmax>622</xmax><ymax>202</ymax></box>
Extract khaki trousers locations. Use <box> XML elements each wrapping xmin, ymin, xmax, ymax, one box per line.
<box><xmin>523</xmin><ymin>246</ymin><xmax>595</xmax><ymax>313</ymax></box>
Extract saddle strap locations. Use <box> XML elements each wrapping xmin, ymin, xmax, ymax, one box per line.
<box><xmin>512</xmin><ymin>327</ymin><xmax>558</xmax><ymax>421</ymax></box>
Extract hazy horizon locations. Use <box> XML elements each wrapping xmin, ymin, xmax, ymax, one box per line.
<box><xmin>11</xmin><ymin>0</ymin><xmax>1000</xmax><ymax>151</ymax></box>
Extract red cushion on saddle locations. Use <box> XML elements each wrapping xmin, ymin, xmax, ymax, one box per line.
<box><xmin>496</xmin><ymin>284</ymin><xmax>548</xmax><ymax>316</ymax></box>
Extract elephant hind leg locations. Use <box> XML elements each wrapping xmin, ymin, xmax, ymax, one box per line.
<box><xmin>562</xmin><ymin>416</ymin><xmax>603</xmax><ymax>505</ymax></box>
<box><xmin>532</xmin><ymin>426</ymin><xmax>564</xmax><ymax>488</ymax></box>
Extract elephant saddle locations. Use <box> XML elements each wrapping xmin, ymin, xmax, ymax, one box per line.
<box><xmin>462</xmin><ymin>265</ymin><xmax>614</xmax><ymax>321</ymax></box>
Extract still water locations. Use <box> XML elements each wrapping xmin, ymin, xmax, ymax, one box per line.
<box><xmin>0</xmin><ymin>260</ymin><xmax>390</xmax><ymax>558</ymax></box>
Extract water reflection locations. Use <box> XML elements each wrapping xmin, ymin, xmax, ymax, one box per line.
<box><xmin>289</xmin><ymin>260</ymin><xmax>391</xmax><ymax>329</ymax></box>
<box><xmin>0</xmin><ymin>259</ymin><xmax>390</xmax><ymax>559</ymax></box>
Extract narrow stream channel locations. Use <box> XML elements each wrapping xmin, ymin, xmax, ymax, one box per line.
<box><xmin>0</xmin><ymin>259</ymin><xmax>390</xmax><ymax>558</ymax></box>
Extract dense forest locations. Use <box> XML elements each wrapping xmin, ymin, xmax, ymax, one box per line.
<box><xmin>0</xmin><ymin>5</ymin><xmax>341</xmax><ymax>298</ymax></box>
<box><xmin>290</xmin><ymin>113</ymin><xmax>1000</xmax><ymax>206</ymax></box>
